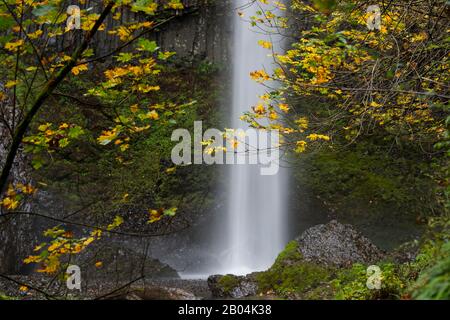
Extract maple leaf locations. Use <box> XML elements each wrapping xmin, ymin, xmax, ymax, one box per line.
<box><xmin>258</xmin><ymin>40</ymin><xmax>273</xmax><ymax>50</ymax></box>
<box><xmin>71</xmin><ymin>63</ymin><xmax>88</xmax><ymax>75</ymax></box>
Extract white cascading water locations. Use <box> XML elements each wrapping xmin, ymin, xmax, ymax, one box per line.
<box><xmin>218</xmin><ymin>0</ymin><xmax>287</xmax><ymax>275</ymax></box>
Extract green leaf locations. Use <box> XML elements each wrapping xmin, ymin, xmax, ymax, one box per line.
<box><xmin>131</xmin><ymin>0</ymin><xmax>158</xmax><ymax>15</ymax></box>
<box><xmin>68</xmin><ymin>127</ymin><xmax>84</xmax><ymax>139</ymax></box>
<box><xmin>116</xmin><ymin>52</ymin><xmax>135</xmax><ymax>62</ymax></box>
<box><xmin>0</xmin><ymin>15</ymin><xmax>14</xmax><ymax>31</ymax></box>
<box><xmin>163</xmin><ymin>207</ymin><xmax>177</xmax><ymax>217</ymax></box>
<box><xmin>59</xmin><ymin>138</ymin><xmax>70</xmax><ymax>148</ymax></box>
<box><xmin>32</xmin><ymin>158</ymin><xmax>44</xmax><ymax>170</ymax></box>
<box><xmin>138</xmin><ymin>38</ymin><xmax>158</xmax><ymax>52</ymax></box>
<box><xmin>312</xmin><ymin>0</ymin><xmax>337</xmax><ymax>13</ymax></box>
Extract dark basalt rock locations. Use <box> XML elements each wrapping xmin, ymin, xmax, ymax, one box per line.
<box><xmin>295</xmin><ymin>220</ymin><xmax>385</xmax><ymax>267</ymax></box>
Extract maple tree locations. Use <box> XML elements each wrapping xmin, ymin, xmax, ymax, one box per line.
<box><xmin>0</xmin><ymin>0</ymin><xmax>195</xmax><ymax>285</ymax></box>
<box><xmin>242</xmin><ymin>0</ymin><xmax>448</xmax><ymax>204</ymax></box>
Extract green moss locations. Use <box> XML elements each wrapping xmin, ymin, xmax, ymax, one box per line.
<box><xmin>255</xmin><ymin>241</ymin><xmax>332</xmax><ymax>297</ymax></box>
<box><xmin>218</xmin><ymin>274</ymin><xmax>241</xmax><ymax>295</ymax></box>
<box><xmin>274</xmin><ymin>240</ymin><xmax>302</xmax><ymax>264</ymax></box>
<box><xmin>294</xmin><ymin>147</ymin><xmax>441</xmax><ymax>219</ymax></box>
<box><xmin>332</xmin><ymin>263</ymin><xmax>406</xmax><ymax>300</ymax></box>
<box><xmin>0</xmin><ymin>293</ymin><xmax>16</xmax><ymax>300</ymax></box>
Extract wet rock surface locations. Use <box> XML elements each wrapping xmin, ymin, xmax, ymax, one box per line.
<box><xmin>295</xmin><ymin>220</ymin><xmax>385</xmax><ymax>267</ymax></box>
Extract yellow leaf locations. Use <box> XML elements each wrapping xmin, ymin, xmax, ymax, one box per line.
<box><xmin>19</xmin><ymin>183</ymin><xmax>35</xmax><ymax>194</ymax></box>
<box><xmin>28</xmin><ymin>29</ymin><xmax>43</xmax><ymax>39</ymax></box>
<box><xmin>258</xmin><ymin>40</ymin><xmax>273</xmax><ymax>50</ymax></box>
<box><xmin>130</xmin><ymin>104</ymin><xmax>139</xmax><ymax>113</ymax></box>
<box><xmin>98</xmin><ymin>129</ymin><xmax>119</xmax><ymax>145</ymax></box>
<box><xmin>295</xmin><ymin>117</ymin><xmax>308</xmax><ymax>130</ymax></box>
<box><xmin>19</xmin><ymin>286</ymin><xmax>28</xmax><ymax>292</ymax></box>
<box><xmin>71</xmin><ymin>63</ymin><xmax>88</xmax><ymax>75</ymax></box>
<box><xmin>369</xmin><ymin>101</ymin><xmax>381</xmax><ymax>108</ymax></box>
<box><xmin>5</xmin><ymin>80</ymin><xmax>19</xmax><ymax>88</ymax></box>
<box><xmin>1</xmin><ymin>197</ymin><xmax>19</xmax><ymax>210</ymax></box>
<box><xmin>253</xmin><ymin>104</ymin><xmax>266</xmax><ymax>115</ymax></box>
<box><xmin>294</xmin><ymin>140</ymin><xmax>307</xmax><ymax>153</ymax></box>
<box><xmin>72</xmin><ymin>244</ymin><xmax>83</xmax><ymax>254</ymax></box>
<box><xmin>120</xmin><ymin>143</ymin><xmax>129</xmax><ymax>152</ymax></box>
<box><xmin>4</xmin><ymin>39</ymin><xmax>24</xmax><ymax>52</ymax></box>
<box><xmin>166</xmin><ymin>167</ymin><xmax>176</xmax><ymax>174</ymax></box>
<box><xmin>307</xmin><ymin>134</ymin><xmax>330</xmax><ymax>141</ymax></box>
<box><xmin>250</xmin><ymin>69</ymin><xmax>271</xmax><ymax>82</ymax></box>
<box><xmin>24</xmin><ymin>255</ymin><xmax>40</xmax><ymax>264</ymax></box>
<box><xmin>91</xmin><ymin>229</ymin><xmax>102</xmax><ymax>238</ymax></box>
<box><xmin>83</xmin><ymin>237</ymin><xmax>95</xmax><ymax>246</ymax></box>
<box><xmin>48</xmin><ymin>242</ymin><xmax>62</xmax><ymax>252</ymax></box>
<box><xmin>147</xmin><ymin>110</ymin><xmax>159</xmax><ymax>120</ymax></box>
<box><xmin>95</xmin><ymin>261</ymin><xmax>103</xmax><ymax>268</ymax></box>
<box><xmin>148</xmin><ymin>209</ymin><xmax>163</xmax><ymax>223</ymax></box>
<box><xmin>230</xmin><ymin>139</ymin><xmax>239</xmax><ymax>150</ymax></box>
<box><xmin>279</xmin><ymin>103</ymin><xmax>290</xmax><ymax>113</ymax></box>
<box><xmin>107</xmin><ymin>215</ymin><xmax>124</xmax><ymax>230</ymax></box>
<box><xmin>168</xmin><ymin>1</ymin><xmax>183</xmax><ymax>9</ymax></box>
<box><xmin>269</xmin><ymin>111</ymin><xmax>278</xmax><ymax>120</ymax></box>
<box><xmin>38</xmin><ymin>123</ymin><xmax>50</xmax><ymax>132</ymax></box>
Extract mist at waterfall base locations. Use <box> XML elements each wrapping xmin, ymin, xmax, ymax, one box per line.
<box><xmin>181</xmin><ymin>1</ymin><xmax>288</xmax><ymax>278</ymax></box>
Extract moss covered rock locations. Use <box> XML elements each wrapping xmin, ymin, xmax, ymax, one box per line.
<box><xmin>207</xmin><ymin>274</ymin><xmax>258</xmax><ymax>298</ymax></box>
<box><xmin>255</xmin><ymin>241</ymin><xmax>333</xmax><ymax>298</ymax></box>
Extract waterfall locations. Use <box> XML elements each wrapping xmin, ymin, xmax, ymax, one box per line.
<box><xmin>216</xmin><ymin>0</ymin><xmax>288</xmax><ymax>275</ymax></box>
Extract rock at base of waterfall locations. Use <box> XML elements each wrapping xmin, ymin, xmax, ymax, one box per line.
<box><xmin>295</xmin><ymin>220</ymin><xmax>384</xmax><ymax>267</ymax></box>
<box><xmin>114</xmin><ymin>286</ymin><xmax>200</xmax><ymax>300</ymax></box>
<box><xmin>387</xmin><ymin>241</ymin><xmax>420</xmax><ymax>264</ymax></box>
<box><xmin>207</xmin><ymin>274</ymin><xmax>258</xmax><ymax>298</ymax></box>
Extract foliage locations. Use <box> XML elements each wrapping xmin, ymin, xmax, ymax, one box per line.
<box><xmin>411</xmin><ymin>242</ymin><xmax>450</xmax><ymax>299</ymax></box>
<box><xmin>0</xmin><ymin>0</ymin><xmax>188</xmax><ymax>204</ymax></box>
<box><xmin>23</xmin><ymin>215</ymin><xmax>123</xmax><ymax>275</ymax></box>
<box><xmin>332</xmin><ymin>263</ymin><xmax>405</xmax><ymax>300</ymax></box>
<box><xmin>244</xmin><ymin>1</ymin><xmax>448</xmax><ymax>181</ymax></box>
<box><xmin>408</xmin><ymin>217</ymin><xmax>450</xmax><ymax>299</ymax></box>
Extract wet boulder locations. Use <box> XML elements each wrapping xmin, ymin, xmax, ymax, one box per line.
<box><xmin>296</xmin><ymin>220</ymin><xmax>384</xmax><ymax>267</ymax></box>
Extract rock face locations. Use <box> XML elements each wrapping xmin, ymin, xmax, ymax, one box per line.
<box><xmin>74</xmin><ymin>243</ymin><xmax>179</xmax><ymax>284</ymax></box>
<box><xmin>296</xmin><ymin>220</ymin><xmax>384</xmax><ymax>267</ymax></box>
<box><xmin>0</xmin><ymin>83</ymin><xmax>40</xmax><ymax>275</ymax></box>
<box><xmin>50</xmin><ymin>0</ymin><xmax>232</xmax><ymax>64</ymax></box>
<box><xmin>207</xmin><ymin>274</ymin><xmax>258</xmax><ymax>299</ymax></box>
